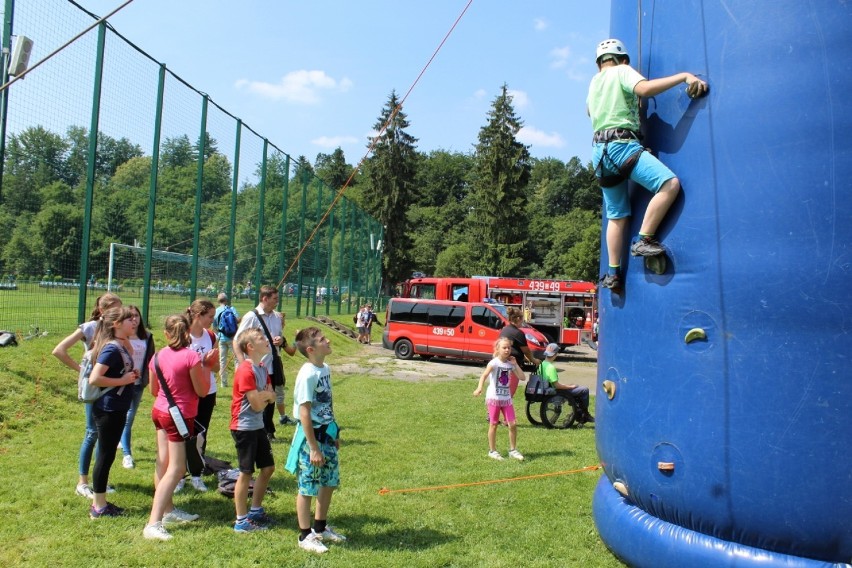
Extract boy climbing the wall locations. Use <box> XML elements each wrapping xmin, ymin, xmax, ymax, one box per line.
<box><xmin>587</xmin><ymin>38</ymin><xmax>708</xmax><ymax>292</ymax></box>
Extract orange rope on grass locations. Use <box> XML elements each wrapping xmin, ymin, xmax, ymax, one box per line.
<box><xmin>378</xmin><ymin>464</ymin><xmax>601</xmax><ymax>495</ymax></box>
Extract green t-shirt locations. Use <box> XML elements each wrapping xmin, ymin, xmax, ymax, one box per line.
<box><xmin>540</xmin><ymin>360</ymin><xmax>559</xmax><ymax>385</ymax></box>
<box><xmin>586</xmin><ymin>64</ymin><xmax>645</xmax><ymax>133</ymax></box>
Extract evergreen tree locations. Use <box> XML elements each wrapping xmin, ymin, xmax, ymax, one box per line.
<box><xmin>362</xmin><ymin>90</ymin><xmax>418</xmax><ymax>293</ymax></box>
<box><xmin>468</xmin><ymin>84</ymin><xmax>531</xmax><ymax>275</ymax></box>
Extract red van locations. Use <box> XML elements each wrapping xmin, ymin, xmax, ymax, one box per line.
<box><xmin>382</xmin><ymin>298</ymin><xmax>547</xmax><ymax>366</ymax></box>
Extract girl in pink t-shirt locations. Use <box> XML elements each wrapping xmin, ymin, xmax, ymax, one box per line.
<box><xmin>143</xmin><ymin>314</ymin><xmax>208</xmax><ymax>541</ymax></box>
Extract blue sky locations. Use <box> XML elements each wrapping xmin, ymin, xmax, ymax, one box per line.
<box><xmin>55</xmin><ymin>1</ymin><xmax>610</xmax><ymax>166</ymax></box>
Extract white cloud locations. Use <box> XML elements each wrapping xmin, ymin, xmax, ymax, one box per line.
<box><xmin>507</xmin><ymin>89</ymin><xmax>529</xmax><ymax>109</ymax></box>
<box><xmin>311</xmin><ymin>135</ymin><xmax>359</xmax><ymax>148</ymax></box>
<box><xmin>234</xmin><ymin>70</ymin><xmax>353</xmax><ymax>104</ymax></box>
<box><xmin>550</xmin><ymin>46</ymin><xmax>571</xmax><ymax>69</ymax></box>
<box><xmin>517</xmin><ymin>126</ymin><xmax>564</xmax><ymax>148</ymax></box>
<box><xmin>472</xmin><ymin>88</ymin><xmax>488</xmax><ymax>100</ymax></box>
<box><xmin>534</xmin><ymin>18</ymin><xmax>548</xmax><ymax>31</ymax></box>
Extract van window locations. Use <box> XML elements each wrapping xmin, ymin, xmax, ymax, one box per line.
<box><xmin>471</xmin><ymin>305</ymin><xmax>503</xmax><ymax>330</ymax></box>
<box><xmin>428</xmin><ymin>304</ymin><xmax>466</xmax><ymax>327</ymax></box>
<box><xmin>451</xmin><ymin>284</ymin><xmax>469</xmax><ymax>301</ymax></box>
<box><xmin>389</xmin><ymin>301</ymin><xmax>430</xmax><ymax>324</ymax></box>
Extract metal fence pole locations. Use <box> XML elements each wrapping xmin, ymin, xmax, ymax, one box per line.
<box><xmin>325</xmin><ymin>203</ymin><xmax>333</xmax><ymax>316</ymax></box>
<box><xmin>189</xmin><ymin>94</ymin><xmax>208</xmax><ymax>302</ymax></box>
<box><xmin>295</xmin><ymin>171</ymin><xmax>308</xmax><ymax>317</ymax></box>
<box><xmin>0</xmin><ymin>0</ymin><xmax>15</xmax><ymax>201</ymax></box>
<box><xmin>347</xmin><ymin>200</ymin><xmax>355</xmax><ymax>313</ymax></box>
<box><xmin>226</xmin><ymin>120</ymin><xmax>241</xmax><ymax>300</ymax></box>
<box><xmin>142</xmin><ymin>63</ymin><xmax>166</xmax><ymax>325</ymax></box>
<box><xmin>337</xmin><ymin>198</ymin><xmax>346</xmax><ymax>314</ymax></box>
<box><xmin>277</xmin><ymin>154</ymin><xmax>290</xmax><ymax>310</ymax></box>
<box><xmin>253</xmin><ymin>138</ymin><xmax>268</xmax><ymax>304</ymax></box>
<box><xmin>76</xmin><ymin>22</ymin><xmax>106</xmax><ymax>324</ymax></box>
<box><xmin>311</xmin><ymin>181</ymin><xmax>323</xmax><ymax>318</ymax></box>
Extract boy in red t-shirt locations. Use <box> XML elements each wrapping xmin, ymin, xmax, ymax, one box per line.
<box><xmin>229</xmin><ymin>328</ymin><xmax>276</xmax><ymax>532</ymax></box>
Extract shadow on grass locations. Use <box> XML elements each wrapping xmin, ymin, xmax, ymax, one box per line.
<box><xmin>329</xmin><ymin>513</ymin><xmax>456</xmax><ymax>551</ymax></box>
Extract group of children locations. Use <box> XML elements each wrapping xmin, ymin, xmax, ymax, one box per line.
<box><xmin>54</xmin><ymin>290</ymin><xmax>344</xmax><ymax>554</ymax></box>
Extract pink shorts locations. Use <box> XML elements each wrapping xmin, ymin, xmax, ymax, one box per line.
<box><xmin>486</xmin><ymin>401</ymin><xmax>516</xmax><ymax>425</ymax></box>
<box><xmin>152</xmin><ymin>408</ymin><xmax>196</xmax><ymax>443</ymax></box>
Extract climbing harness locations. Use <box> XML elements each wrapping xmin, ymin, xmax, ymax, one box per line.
<box><xmin>593</xmin><ymin>129</ymin><xmax>646</xmax><ymax>188</ymax></box>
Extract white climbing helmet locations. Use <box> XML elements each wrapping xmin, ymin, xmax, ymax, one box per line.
<box><xmin>596</xmin><ymin>38</ymin><xmax>629</xmax><ymax>64</ymax></box>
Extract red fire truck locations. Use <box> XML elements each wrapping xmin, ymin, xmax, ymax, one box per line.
<box><xmin>399</xmin><ymin>276</ymin><xmax>597</xmax><ymax>349</ymax></box>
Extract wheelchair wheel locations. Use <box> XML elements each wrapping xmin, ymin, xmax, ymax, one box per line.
<box><xmin>540</xmin><ymin>395</ymin><xmax>577</xmax><ymax>429</ymax></box>
<box><xmin>526</xmin><ymin>401</ymin><xmax>542</xmax><ymax>426</ymax></box>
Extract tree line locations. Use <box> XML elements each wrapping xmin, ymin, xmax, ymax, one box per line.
<box><xmin>0</xmin><ymin>83</ymin><xmax>603</xmax><ymax>291</ymax></box>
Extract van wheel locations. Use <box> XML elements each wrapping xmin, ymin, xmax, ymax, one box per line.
<box><xmin>394</xmin><ymin>339</ymin><xmax>414</xmax><ymax>360</ymax></box>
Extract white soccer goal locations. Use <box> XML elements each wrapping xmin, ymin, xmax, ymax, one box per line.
<box><xmin>107</xmin><ymin>243</ymin><xmax>228</xmax><ymax>296</ymax></box>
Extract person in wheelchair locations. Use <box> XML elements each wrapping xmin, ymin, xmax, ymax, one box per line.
<box><xmin>539</xmin><ymin>344</ymin><xmax>594</xmax><ymax>424</ymax></box>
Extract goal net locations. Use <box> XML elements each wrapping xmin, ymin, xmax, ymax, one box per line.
<box><xmin>107</xmin><ymin>243</ymin><xmax>228</xmax><ymax>297</ymax></box>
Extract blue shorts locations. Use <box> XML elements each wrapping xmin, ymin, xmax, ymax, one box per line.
<box><xmin>592</xmin><ymin>140</ymin><xmax>676</xmax><ymax>219</ymax></box>
<box><xmin>296</xmin><ymin>439</ymin><xmax>339</xmax><ymax>496</ymax></box>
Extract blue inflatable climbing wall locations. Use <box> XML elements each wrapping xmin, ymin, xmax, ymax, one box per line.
<box><xmin>593</xmin><ymin>1</ymin><xmax>852</xmax><ymax>566</ymax></box>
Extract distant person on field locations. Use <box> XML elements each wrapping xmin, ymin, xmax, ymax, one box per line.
<box><xmin>285</xmin><ymin>327</ymin><xmax>346</xmax><ymax>554</ymax></box>
<box><xmin>232</xmin><ymin>285</ymin><xmax>288</xmax><ymax>441</ymax></box>
<box><xmin>539</xmin><ymin>343</ymin><xmax>594</xmax><ymax>424</ymax></box>
<box><xmin>498</xmin><ymin>307</ymin><xmax>537</xmax><ymax>397</ymax></box>
<box><xmin>229</xmin><ymin>328</ymin><xmax>277</xmax><ymax>533</ymax></box>
<box><xmin>355</xmin><ymin>305</ymin><xmax>369</xmax><ymax>344</ymax></box>
<box><xmin>143</xmin><ymin>313</ymin><xmax>209</xmax><ymax>541</ymax></box>
<box><xmin>364</xmin><ymin>304</ymin><xmax>382</xmax><ymax>345</ymax></box>
<box><xmin>213</xmin><ymin>293</ymin><xmax>241</xmax><ymax>388</ymax></box>
<box><xmin>52</xmin><ymin>292</ymin><xmax>122</xmax><ymax>500</ymax></box>
<box><xmin>588</xmin><ymin>38</ymin><xmax>708</xmax><ymax>292</ymax></box>
<box><xmin>473</xmin><ymin>337</ymin><xmax>526</xmax><ymax>461</ymax></box>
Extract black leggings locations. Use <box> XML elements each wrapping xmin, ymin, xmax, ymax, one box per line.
<box><xmin>195</xmin><ymin>392</ymin><xmax>216</xmax><ymax>455</ymax></box>
<box><xmin>92</xmin><ymin>407</ymin><xmax>127</xmax><ymax>494</ymax></box>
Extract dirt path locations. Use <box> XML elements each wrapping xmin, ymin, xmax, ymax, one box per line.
<box><xmin>338</xmin><ymin>343</ymin><xmax>599</xmax><ymax>395</ymax></box>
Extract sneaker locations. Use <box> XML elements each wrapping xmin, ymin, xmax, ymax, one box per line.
<box><xmin>298</xmin><ymin>532</ymin><xmax>329</xmax><ymax>554</ymax></box>
<box><xmin>247</xmin><ymin>509</ymin><xmax>273</xmax><ymax>527</ymax></box>
<box><xmin>631</xmin><ymin>235</ymin><xmax>665</xmax><ymax>257</ymax></box>
<box><xmin>508</xmin><ymin>449</ymin><xmax>525</xmax><ymax>461</ymax></box>
<box><xmin>234</xmin><ymin>518</ymin><xmax>269</xmax><ymax>533</ymax></box>
<box><xmin>488</xmin><ymin>450</ymin><xmax>504</xmax><ymax>461</ymax></box>
<box><xmin>163</xmin><ymin>507</ymin><xmax>199</xmax><ymax>524</ymax></box>
<box><xmin>267</xmin><ymin>432</ymin><xmax>276</xmax><ymax>442</ymax></box>
<box><xmin>316</xmin><ymin>527</ymin><xmax>346</xmax><ymax>543</ymax></box>
<box><xmin>106</xmin><ymin>484</ymin><xmax>116</xmax><ymax>494</ymax></box>
<box><xmin>143</xmin><ymin>521</ymin><xmax>173</xmax><ymax>541</ymax></box>
<box><xmin>76</xmin><ymin>483</ymin><xmax>94</xmax><ymax>499</ymax></box>
<box><xmin>90</xmin><ymin>502</ymin><xmax>124</xmax><ymax>519</ymax></box>
<box><xmin>279</xmin><ymin>415</ymin><xmax>296</xmax><ymax>426</ymax></box>
<box><xmin>190</xmin><ymin>476</ymin><xmax>208</xmax><ymax>492</ymax></box>
<box><xmin>599</xmin><ymin>273</ymin><xmax>622</xmax><ymax>290</ymax></box>
<box><xmin>173</xmin><ymin>478</ymin><xmax>185</xmax><ymax>493</ymax></box>
<box><xmin>122</xmin><ymin>455</ymin><xmax>135</xmax><ymax>469</ymax></box>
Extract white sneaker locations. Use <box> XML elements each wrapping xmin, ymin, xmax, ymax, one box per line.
<box><xmin>163</xmin><ymin>507</ymin><xmax>199</xmax><ymax>524</ymax></box>
<box><xmin>122</xmin><ymin>455</ymin><xmax>135</xmax><ymax>469</ymax></box>
<box><xmin>508</xmin><ymin>449</ymin><xmax>525</xmax><ymax>461</ymax></box>
<box><xmin>316</xmin><ymin>527</ymin><xmax>346</xmax><ymax>543</ymax></box>
<box><xmin>190</xmin><ymin>476</ymin><xmax>208</xmax><ymax>492</ymax></box>
<box><xmin>173</xmin><ymin>478</ymin><xmax>185</xmax><ymax>493</ymax></box>
<box><xmin>75</xmin><ymin>483</ymin><xmax>94</xmax><ymax>499</ymax></box>
<box><xmin>143</xmin><ymin>521</ymin><xmax>172</xmax><ymax>541</ymax></box>
<box><xmin>488</xmin><ymin>450</ymin><xmax>504</xmax><ymax>461</ymax></box>
<box><xmin>106</xmin><ymin>484</ymin><xmax>116</xmax><ymax>493</ymax></box>
<box><xmin>299</xmin><ymin>532</ymin><xmax>329</xmax><ymax>554</ymax></box>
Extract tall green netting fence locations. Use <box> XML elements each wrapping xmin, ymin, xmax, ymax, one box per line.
<box><xmin>0</xmin><ymin>0</ymin><xmax>383</xmax><ymax>336</ymax></box>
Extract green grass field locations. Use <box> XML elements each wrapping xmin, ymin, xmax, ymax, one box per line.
<box><xmin>0</xmin><ymin>309</ymin><xmax>623</xmax><ymax>567</ymax></box>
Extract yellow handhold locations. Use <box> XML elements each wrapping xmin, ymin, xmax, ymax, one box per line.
<box><xmin>602</xmin><ymin>380</ymin><xmax>616</xmax><ymax>400</ymax></box>
<box><xmin>684</xmin><ymin>327</ymin><xmax>707</xmax><ymax>344</ymax></box>
<box><xmin>613</xmin><ymin>481</ymin><xmax>628</xmax><ymax>496</ymax></box>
